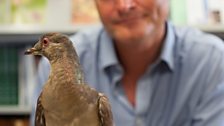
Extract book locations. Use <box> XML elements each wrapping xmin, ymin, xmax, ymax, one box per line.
<box><xmin>11</xmin><ymin>0</ymin><xmax>47</xmax><ymax>24</ymax></box>
<box><xmin>207</xmin><ymin>0</ymin><xmax>224</xmax><ymax>24</ymax></box>
<box><xmin>0</xmin><ymin>0</ymin><xmax>10</xmax><ymax>24</ymax></box>
<box><xmin>71</xmin><ymin>0</ymin><xmax>99</xmax><ymax>24</ymax></box>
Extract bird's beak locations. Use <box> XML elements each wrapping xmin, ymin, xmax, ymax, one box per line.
<box><xmin>24</xmin><ymin>47</ymin><xmax>38</xmax><ymax>55</ymax></box>
<box><xmin>24</xmin><ymin>41</ymin><xmax>42</xmax><ymax>55</ymax></box>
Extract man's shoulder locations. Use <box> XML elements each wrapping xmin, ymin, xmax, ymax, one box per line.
<box><xmin>174</xmin><ymin>26</ymin><xmax>224</xmax><ymax>55</ymax></box>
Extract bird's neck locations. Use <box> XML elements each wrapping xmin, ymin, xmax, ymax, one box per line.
<box><xmin>49</xmin><ymin>54</ymin><xmax>84</xmax><ymax>85</ymax></box>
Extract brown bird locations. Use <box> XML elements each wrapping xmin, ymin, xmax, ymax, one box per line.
<box><xmin>25</xmin><ymin>33</ymin><xmax>113</xmax><ymax>126</ymax></box>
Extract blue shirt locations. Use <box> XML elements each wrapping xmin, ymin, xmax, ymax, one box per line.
<box><xmin>31</xmin><ymin>22</ymin><xmax>224</xmax><ymax>126</ymax></box>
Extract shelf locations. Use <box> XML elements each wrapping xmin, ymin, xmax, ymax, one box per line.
<box><xmin>0</xmin><ymin>24</ymin><xmax>98</xmax><ymax>34</ymax></box>
<box><xmin>193</xmin><ymin>24</ymin><xmax>224</xmax><ymax>33</ymax></box>
<box><xmin>0</xmin><ymin>24</ymin><xmax>99</xmax><ymax>44</ymax></box>
<box><xmin>0</xmin><ymin>34</ymin><xmax>41</xmax><ymax>45</ymax></box>
<box><xmin>0</xmin><ymin>106</ymin><xmax>31</xmax><ymax>115</ymax></box>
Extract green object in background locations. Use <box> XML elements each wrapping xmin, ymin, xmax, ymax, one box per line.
<box><xmin>0</xmin><ymin>46</ymin><xmax>18</xmax><ymax>105</ymax></box>
<box><xmin>11</xmin><ymin>0</ymin><xmax>47</xmax><ymax>24</ymax></box>
<box><xmin>170</xmin><ymin>0</ymin><xmax>187</xmax><ymax>26</ymax></box>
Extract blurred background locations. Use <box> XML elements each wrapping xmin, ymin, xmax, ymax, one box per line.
<box><xmin>0</xmin><ymin>0</ymin><xmax>224</xmax><ymax>126</ymax></box>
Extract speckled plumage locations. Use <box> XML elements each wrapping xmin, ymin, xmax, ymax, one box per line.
<box><xmin>25</xmin><ymin>33</ymin><xmax>113</xmax><ymax>126</ymax></box>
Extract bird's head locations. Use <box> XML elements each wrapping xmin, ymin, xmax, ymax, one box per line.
<box><xmin>25</xmin><ymin>32</ymin><xmax>75</xmax><ymax>60</ymax></box>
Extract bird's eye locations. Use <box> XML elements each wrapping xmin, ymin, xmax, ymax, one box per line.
<box><xmin>43</xmin><ymin>38</ymin><xmax>48</xmax><ymax>45</ymax></box>
<box><xmin>44</xmin><ymin>40</ymin><xmax>47</xmax><ymax>44</ymax></box>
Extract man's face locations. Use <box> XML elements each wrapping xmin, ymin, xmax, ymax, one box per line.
<box><xmin>95</xmin><ymin>0</ymin><xmax>169</xmax><ymax>42</ymax></box>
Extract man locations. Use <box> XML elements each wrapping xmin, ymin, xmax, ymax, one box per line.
<box><xmin>31</xmin><ymin>0</ymin><xmax>224</xmax><ymax>125</ymax></box>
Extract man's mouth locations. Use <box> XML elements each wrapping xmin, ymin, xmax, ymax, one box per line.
<box><xmin>116</xmin><ymin>17</ymin><xmax>141</xmax><ymax>25</ymax></box>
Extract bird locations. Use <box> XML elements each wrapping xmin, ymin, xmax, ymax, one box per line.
<box><xmin>25</xmin><ymin>33</ymin><xmax>113</xmax><ymax>126</ymax></box>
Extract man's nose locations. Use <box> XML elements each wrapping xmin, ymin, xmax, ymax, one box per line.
<box><xmin>116</xmin><ymin>0</ymin><xmax>136</xmax><ymax>12</ymax></box>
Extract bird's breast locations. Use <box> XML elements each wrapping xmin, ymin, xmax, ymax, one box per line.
<box><xmin>41</xmin><ymin>80</ymin><xmax>100</xmax><ymax>125</ymax></box>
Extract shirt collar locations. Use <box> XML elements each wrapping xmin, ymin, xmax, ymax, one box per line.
<box><xmin>99</xmin><ymin>21</ymin><xmax>176</xmax><ymax>71</ymax></box>
<box><xmin>99</xmin><ymin>29</ymin><xmax>119</xmax><ymax>70</ymax></box>
<box><xmin>159</xmin><ymin>21</ymin><xmax>175</xmax><ymax>71</ymax></box>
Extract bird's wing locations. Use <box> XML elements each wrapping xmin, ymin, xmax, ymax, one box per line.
<box><xmin>98</xmin><ymin>93</ymin><xmax>114</xmax><ymax>126</ymax></box>
<box><xmin>35</xmin><ymin>93</ymin><xmax>46</xmax><ymax>126</ymax></box>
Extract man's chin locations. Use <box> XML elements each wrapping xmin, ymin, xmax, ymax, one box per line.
<box><xmin>112</xmin><ymin>27</ymin><xmax>144</xmax><ymax>41</ymax></box>
<box><xmin>113</xmin><ymin>33</ymin><xmax>142</xmax><ymax>43</ymax></box>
